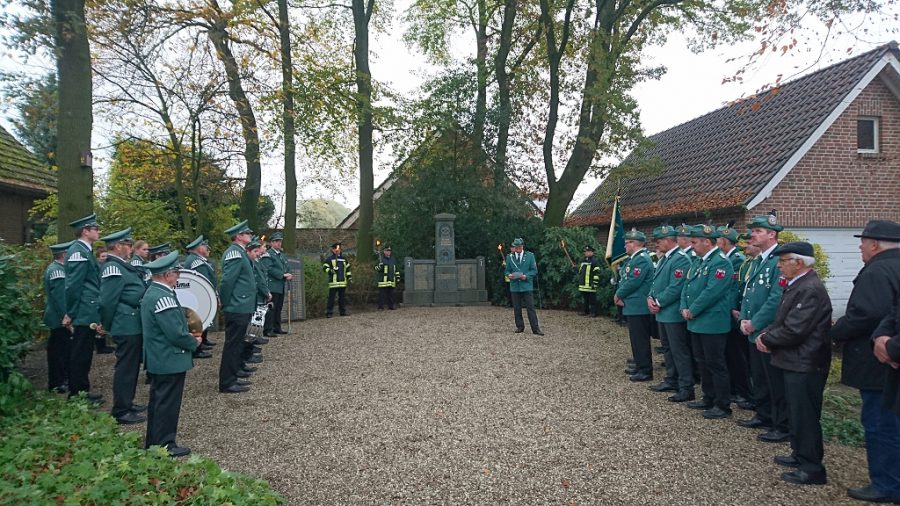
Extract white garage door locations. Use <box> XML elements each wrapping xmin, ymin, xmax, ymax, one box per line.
<box><xmin>791</xmin><ymin>228</ymin><xmax>863</xmax><ymax>318</ymax></box>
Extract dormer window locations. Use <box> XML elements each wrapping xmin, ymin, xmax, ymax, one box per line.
<box><xmin>857</xmin><ymin>117</ymin><xmax>879</xmax><ymax>154</ymax></box>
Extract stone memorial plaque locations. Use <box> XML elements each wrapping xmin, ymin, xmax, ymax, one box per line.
<box><xmin>457</xmin><ymin>263</ymin><xmax>476</xmax><ymax>290</ymax></box>
<box><xmin>414</xmin><ymin>263</ymin><xmax>434</xmax><ymax>290</ymax></box>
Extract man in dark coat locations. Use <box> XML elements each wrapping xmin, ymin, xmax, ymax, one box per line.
<box><xmin>757</xmin><ymin>242</ymin><xmax>832</xmax><ymax>486</ymax></box>
<box><xmin>830</xmin><ymin>219</ymin><xmax>900</xmax><ymax>503</ymax></box>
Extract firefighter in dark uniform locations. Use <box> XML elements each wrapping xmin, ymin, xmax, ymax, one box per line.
<box><xmin>323</xmin><ymin>242</ymin><xmax>352</xmax><ymax>317</ymax></box>
<box><xmin>182</xmin><ymin>235</ymin><xmax>215</xmax><ymax>355</ymax></box>
<box><xmin>43</xmin><ymin>240</ymin><xmax>73</xmax><ymax>393</ymax></box>
<box><xmin>141</xmin><ymin>251</ymin><xmax>201</xmax><ymax>457</ymax></box>
<box><xmin>577</xmin><ymin>246</ymin><xmax>601</xmax><ymax>317</ymax></box>
<box><xmin>99</xmin><ymin>227</ymin><xmax>148</xmax><ymax>424</ymax></box>
<box><xmin>376</xmin><ymin>245</ymin><xmax>400</xmax><ymax>310</ymax></box>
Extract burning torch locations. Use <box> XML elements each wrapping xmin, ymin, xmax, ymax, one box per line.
<box><xmin>559</xmin><ymin>239</ymin><xmax>576</xmax><ymax>269</ymax></box>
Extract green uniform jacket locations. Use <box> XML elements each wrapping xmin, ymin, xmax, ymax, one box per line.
<box><xmin>183</xmin><ymin>253</ymin><xmax>217</xmax><ymax>289</ymax></box>
<box><xmin>100</xmin><ymin>255</ymin><xmax>145</xmax><ymax>336</ymax></box>
<box><xmin>740</xmin><ymin>248</ymin><xmax>783</xmax><ymax>342</ymax></box>
<box><xmin>577</xmin><ymin>257</ymin><xmax>601</xmax><ymax>293</ymax></box>
<box><xmin>323</xmin><ymin>253</ymin><xmax>351</xmax><ymax>288</ymax></box>
<box><xmin>648</xmin><ymin>248</ymin><xmax>691</xmax><ymax>323</ymax></box>
<box><xmin>505</xmin><ymin>251</ymin><xmax>538</xmax><ymax>293</ymax></box>
<box><xmin>42</xmin><ymin>261</ymin><xmax>67</xmax><ymax>329</ymax></box>
<box><xmin>736</xmin><ymin>256</ymin><xmax>755</xmax><ymax>310</ymax></box>
<box><xmin>253</xmin><ymin>257</ymin><xmax>271</xmax><ymax>305</ymax></box>
<box><xmin>141</xmin><ymin>281</ymin><xmax>196</xmax><ymax>375</ymax></box>
<box><xmin>131</xmin><ymin>256</ymin><xmax>150</xmax><ymax>286</ymax></box>
<box><xmin>680</xmin><ymin>248</ymin><xmax>734</xmax><ymax>334</ymax></box>
<box><xmin>723</xmin><ymin>248</ymin><xmax>746</xmax><ymax>306</ymax></box>
<box><xmin>64</xmin><ymin>240</ymin><xmax>101</xmax><ymax>326</ymax></box>
<box><xmin>615</xmin><ymin>249</ymin><xmax>654</xmax><ymax>316</ymax></box>
<box><xmin>220</xmin><ymin>243</ymin><xmax>256</xmax><ymax>314</ymax></box>
<box><xmin>261</xmin><ymin>248</ymin><xmax>289</xmax><ymax>294</ymax></box>
<box><xmin>376</xmin><ymin>257</ymin><xmax>400</xmax><ymax>288</ymax></box>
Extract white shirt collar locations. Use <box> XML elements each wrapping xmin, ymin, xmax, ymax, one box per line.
<box><xmin>760</xmin><ymin>243</ymin><xmax>778</xmax><ymax>261</ymax></box>
<box><xmin>630</xmin><ymin>247</ymin><xmax>645</xmax><ymax>259</ymax></box>
<box><xmin>665</xmin><ymin>246</ymin><xmax>679</xmax><ymax>258</ymax></box>
<box><xmin>78</xmin><ymin>238</ymin><xmax>93</xmax><ymax>251</ymax></box>
<box><xmin>787</xmin><ymin>270</ymin><xmax>810</xmax><ymax>286</ymax></box>
<box><xmin>702</xmin><ymin>247</ymin><xmax>720</xmax><ymax>261</ymax></box>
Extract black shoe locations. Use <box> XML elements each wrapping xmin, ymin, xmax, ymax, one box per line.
<box><xmin>131</xmin><ymin>403</ymin><xmax>147</xmax><ymax>413</ymax></box>
<box><xmin>737</xmin><ymin>416</ymin><xmax>771</xmax><ymax>429</ymax></box>
<box><xmin>340</xmin><ymin>312</ymin><xmax>349</xmax><ymax>316</ymax></box>
<box><xmin>166</xmin><ymin>444</ymin><xmax>191</xmax><ymax>457</ymax></box>
<box><xmin>686</xmin><ymin>399</ymin><xmax>713</xmax><ymax>410</ymax></box>
<box><xmin>533</xmin><ymin>331</ymin><xmax>545</xmax><ymax>336</ymax></box>
<box><xmin>737</xmin><ymin>399</ymin><xmax>756</xmax><ymax>410</ymax></box>
<box><xmin>326</xmin><ymin>314</ymin><xmax>333</xmax><ymax>318</ymax></box>
<box><xmin>668</xmin><ymin>391</ymin><xmax>695</xmax><ymax>403</ymax></box>
<box><xmin>194</xmin><ymin>350</ymin><xmax>213</xmax><ymax>359</ymax></box>
<box><xmin>702</xmin><ymin>406</ymin><xmax>732</xmax><ymax>419</ymax></box>
<box><xmin>629</xmin><ymin>373</ymin><xmax>653</xmax><ymax>382</ymax></box>
<box><xmin>654</xmin><ymin>346</ymin><xmax>666</xmax><ymax>354</ymax></box>
<box><xmin>246</xmin><ymin>355</ymin><xmax>263</xmax><ymax>364</ymax></box>
<box><xmin>203</xmin><ymin>340</ymin><xmax>217</xmax><ymax>346</ymax></box>
<box><xmin>774</xmin><ymin>455</ymin><xmax>800</xmax><ymax>468</ymax></box>
<box><xmin>388</xmin><ymin>307</ymin><xmax>396</xmax><ymax>310</ymax></box>
<box><xmin>624</xmin><ymin>367</ymin><xmax>638</xmax><ymax>375</ymax></box>
<box><xmin>781</xmin><ymin>469</ymin><xmax>826</xmax><ymax>485</ymax></box>
<box><xmin>626</xmin><ymin>358</ymin><xmax>636</xmax><ymax>366</ymax></box>
<box><xmin>50</xmin><ymin>385</ymin><xmax>68</xmax><ymax>394</ymax></box>
<box><xmin>236</xmin><ymin>379</ymin><xmax>252</xmax><ymax>386</ymax></box>
<box><xmin>96</xmin><ymin>346</ymin><xmax>115</xmax><ymax>355</ymax></box>
<box><xmin>200</xmin><ymin>344</ymin><xmax>213</xmax><ymax>351</ymax></box>
<box><xmin>255</xmin><ymin>336</ymin><xmax>270</xmax><ymax>344</ymax></box>
<box><xmin>87</xmin><ymin>392</ymin><xmax>104</xmax><ymax>402</ymax></box>
<box><xmin>252</xmin><ymin>345</ymin><xmax>263</xmax><ymax>353</ymax></box>
<box><xmin>378</xmin><ymin>307</ymin><xmax>384</xmax><ymax>311</ymax></box>
<box><xmin>650</xmin><ymin>382</ymin><xmax>676</xmax><ymax>392</ymax></box>
<box><xmin>241</xmin><ymin>366</ymin><xmax>258</xmax><ymax>373</ymax></box>
<box><xmin>274</xmin><ymin>330</ymin><xmax>288</xmax><ymax>335</ymax></box>
<box><xmin>219</xmin><ymin>384</ymin><xmax>250</xmax><ymax>393</ymax></box>
<box><xmin>116</xmin><ymin>411</ymin><xmax>146</xmax><ymax>425</ymax></box>
<box><xmin>758</xmin><ymin>429</ymin><xmax>791</xmax><ymax>443</ymax></box>
<box><xmin>235</xmin><ymin>370</ymin><xmax>251</xmax><ymax>378</ymax></box>
<box><xmin>847</xmin><ymin>485</ymin><xmax>898</xmax><ymax>503</ymax></box>
<box><xmin>514</xmin><ymin>329</ymin><xmax>524</xmax><ymax>333</ymax></box>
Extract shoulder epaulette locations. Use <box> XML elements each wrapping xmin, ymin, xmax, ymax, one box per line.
<box><xmin>675</xmin><ymin>250</ymin><xmax>687</xmax><ymax>257</ymax></box>
<box><xmin>223</xmin><ymin>250</ymin><xmax>241</xmax><ymax>262</ymax></box>
<box><xmin>102</xmin><ymin>264</ymin><xmax>122</xmax><ymax>278</ymax></box>
<box><xmin>190</xmin><ymin>259</ymin><xmax>205</xmax><ymax>269</ymax></box>
<box><xmin>154</xmin><ymin>296</ymin><xmax>179</xmax><ymax>313</ymax></box>
<box><xmin>67</xmin><ymin>251</ymin><xmax>87</xmax><ymax>262</ymax></box>
<box><xmin>130</xmin><ymin>258</ymin><xmax>143</xmax><ymax>266</ymax></box>
<box><xmin>49</xmin><ymin>270</ymin><xmax>66</xmax><ymax>280</ymax></box>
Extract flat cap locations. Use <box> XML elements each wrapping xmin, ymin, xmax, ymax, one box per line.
<box><xmin>853</xmin><ymin>219</ymin><xmax>900</xmax><ymax>241</ymax></box>
<box><xmin>775</xmin><ymin>241</ymin><xmax>814</xmax><ymax>257</ymax></box>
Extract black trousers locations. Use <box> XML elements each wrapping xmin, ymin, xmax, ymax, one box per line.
<box><xmin>327</xmin><ymin>287</ymin><xmax>347</xmax><ymax>316</ymax></box>
<box><xmin>67</xmin><ymin>325</ymin><xmax>96</xmax><ymax>398</ymax></box>
<box><xmin>749</xmin><ymin>343</ymin><xmax>773</xmax><ymax>424</ymax></box>
<box><xmin>627</xmin><ymin>314</ymin><xmax>655</xmax><ymax>376</ymax></box>
<box><xmin>580</xmin><ymin>292</ymin><xmax>598</xmax><ymax>316</ymax></box>
<box><xmin>145</xmin><ymin>371</ymin><xmax>186</xmax><ymax>449</ymax></box>
<box><xmin>219</xmin><ymin>312</ymin><xmax>251</xmax><ymax>389</ymax></box>
<box><xmin>265</xmin><ymin>291</ymin><xmax>285</xmax><ymax>333</ymax></box>
<box><xmin>726</xmin><ymin>328</ymin><xmax>751</xmax><ymax>399</ymax></box>
<box><xmin>762</xmin><ymin>350</ymin><xmax>790</xmax><ymax>432</ymax></box>
<box><xmin>378</xmin><ymin>287</ymin><xmax>395</xmax><ymax>309</ymax></box>
<box><xmin>111</xmin><ymin>334</ymin><xmax>143</xmax><ymax>418</ymax></box>
<box><xmin>510</xmin><ymin>291</ymin><xmax>541</xmax><ymax>333</ymax></box>
<box><xmin>47</xmin><ymin>327</ymin><xmax>71</xmax><ymax>391</ymax></box>
<box><xmin>691</xmin><ymin>332</ymin><xmax>731</xmax><ymax>409</ymax></box>
<box><xmin>659</xmin><ymin>321</ymin><xmax>693</xmax><ymax>393</ymax></box>
<box><xmin>783</xmin><ymin>369</ymin><xmax>828</xmax><ymax>475</ymax></box>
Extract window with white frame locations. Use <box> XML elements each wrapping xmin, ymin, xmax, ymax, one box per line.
<box><xmin>857</xmin><ymin>117</ymin><xmax>879</xmax><ymax>153</ymax></box>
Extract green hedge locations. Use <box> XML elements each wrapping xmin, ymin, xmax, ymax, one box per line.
<box><xmin>0</xmin><ymin>394</ymin><xmax>284</xmax><ymax>505</ymax></box>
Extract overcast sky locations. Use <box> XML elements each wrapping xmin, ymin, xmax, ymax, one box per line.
<box><xmin>1</xmin><ymin>3</ymin><xmax>896</xmax><ymax>219</ymax></box>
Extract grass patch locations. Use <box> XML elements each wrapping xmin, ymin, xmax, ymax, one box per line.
<box><xmin>821</xmin><ymin>357</ymin><xmax>864</xmax><ymax>447</ymax></box>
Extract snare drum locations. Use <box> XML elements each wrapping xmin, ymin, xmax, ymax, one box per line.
<box><xmin>174</xmin><ymin>269</ymin><xmax>218</xmax><ymax>330</ymax></box>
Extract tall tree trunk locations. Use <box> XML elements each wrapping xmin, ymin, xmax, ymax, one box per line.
<box><xmin>494</xmin><ymin>0</ymin><xmax>516</xmax><ymax>182</ymax></box>
<box><xmin>53</xmin><ymin>0</ymin><xmax>93</xmax><ymax>229</ymax></box>
<box><xmin>472</xmin><ymin>0</ymin><xmax>488</xmax><ymax>149</ymax></box>
<box><xmin>278</xmin><ymin>0</ymin><xmax>297</xmax><ymax>255</ymax></box>
<box><xmin>207</xmin><ymin>16</ymin><xmax>262</xmax><ymax>230</ymax></box>
<box><xmin>352</xmin><ymin>0</ymin><xmax>375</xmax><ymax>261</ymax></box>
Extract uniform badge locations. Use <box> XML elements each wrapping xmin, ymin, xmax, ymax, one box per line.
<box><xmin>703</xmin><ymin>267</ymin><xmax>709</xmax><ymax>275</ymax></box>
<box><xmin>715</xmin><ymin>268</ymin><xmax>726</xmax><ymax>279</ymax></box>
<box><xmin>732</xmin><ymin>273</ymin><xmax>738</xmax><ymax>281</ymax></box>
<box><xmin>625</xmin><ymin>266</ymin><xmax>631</xmax><ymax>273</ymax></box>
<box><xmin>674</xmin><ymin>269</ymin><xmax>683</xmax><ymax>278</ymax></box>
<box><xmin>633</xmin><ymin>268</ymin><xmax>641</xmax><ymax>277</ymax></box>
<box><xmin>778</xmin><ymin>277</ymin><xmax>787</xmax><ymax>287</ymax></box>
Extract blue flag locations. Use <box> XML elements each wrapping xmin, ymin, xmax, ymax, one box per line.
<box><xmin>605</xmin><ymin>195</ymin><xmax>627</xmax><ymax>269</ymax></box>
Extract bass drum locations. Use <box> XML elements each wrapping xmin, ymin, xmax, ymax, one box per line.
<box><xmin>174</xmin><ymin>269</ymin><xmax>218</xmax><ymax>330</ymax></box>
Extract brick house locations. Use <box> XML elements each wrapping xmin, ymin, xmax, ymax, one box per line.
<box><xmin>567</xmin><ymin>43</ymin><xmax>900</xmax><ymax>316</ymax></box>
<box><xmin>0</xmin><ymin>125</ymin><xmax>56</xmax><ymax>244</ymax></box>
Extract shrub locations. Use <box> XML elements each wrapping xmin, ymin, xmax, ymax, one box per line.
<box><xmin>777</xmin><ymin>230</ymin><xmax>831</xmax><ymax>282</ymax></box>
<box><xmin>0</xmin><ymin>393</ymin><xmax>284</xmax><ymax>505</ymax></box>
<box><xmin>533</xmin><ymin>227</ymin><xmax>615</xmax><ymax>315</ymax></box>
<box><xmin>302</xmin><ymin>256</ymin><xmax>330</xmax><ymax>317</ymax></box>
<box><xmin>821</xmin><ymin>356</ymin><xmax>864</xmax><ymax>447</ymax></box>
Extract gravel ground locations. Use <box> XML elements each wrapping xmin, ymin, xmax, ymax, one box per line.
<box><xmin>20</xmin><ymin>306</ymin><xmax>870</xmax><ymax>505</ymax></box>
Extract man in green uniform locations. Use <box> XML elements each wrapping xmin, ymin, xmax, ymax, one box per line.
<box><xmin>43</xmin><ymin>241</ymin><xmax>73</xmax><ymax>393</ymax></box>
<box><xmin>375</xmin><ymin>245</ymin><xmax>400</xmax><ymax>310</ymax></box>
<box><xmin>182</xmin><ymin>235</ymin><xmax>216</xmax><ymax>355</ymax></box>
<box><xmin>64</xmin><ymin>214</ymin><xmax>104</xmax><ymax>401</ymax></box>
<box><xmin>323</xmin><ymin>242</ymin><xmax>352</xmax><ymax>318</ymax></box>
<box><xmin>647</xmin><ymin>225</ymin><xmax>694</xmax><ymax>400</ymax></box>
<box><xmin>261</xmin><ymin>232</ymin><xmax>292</xmax><ymax>335</ymax></box>
<box><xmin>505</xmin><ymin>237</ymin><xmax>544</xmax><ymax>335</ymax></box>
<box><xmin>249</xmin><ymin>237</ymin><xmax>273</xmax><ymax>348</ymax></box>
<box><xmin>680</xmin><ymin>224</ymin><xmax>734</xmax><ymax>419</ymax></box>
<box><xmin>148</xmin><ymin>243</ymin><xmax>171</xmax><ymax>261</ymax></box>
<box><xmin>737</xmin><ymin>212</ymin><xmax>789</xmax><ymax>442</ymax></box>
<box><xmin>615</xmin><ymin>229</ymin><xmax>655</xmax><ymax>381</ymax></box>
<box><xmin>219</xmin><ymin>220</ymin><xmax>256</xmax><ymax>394</ymax></box>
<box><xmin>141</xmin><ymin>251</ymin><xmax>201</xmax><ymax>457</ymax></box>
<box><xmin>577</xmin><ymin>246</ymin><xmax>601</xmax><ymax>317</ymax></box>
<box><xmin>718</xmin><ymin>224</ymin><xmax>751</xmax><ymax>408</ymax></box>
<box><xmin>99</xmin><ymin>228</ymin><xmax>148</xmax><ymax>424</ymax></box>
<box><xmin>733</xmin><ymin>234</ymin><xmax>759</xmax><ymax>410</ymax></box>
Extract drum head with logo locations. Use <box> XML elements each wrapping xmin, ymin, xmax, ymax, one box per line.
<box><xmin>175</xmin><ymin>269</ymin><xmax>217</xmax><ymax>330</ymax></box>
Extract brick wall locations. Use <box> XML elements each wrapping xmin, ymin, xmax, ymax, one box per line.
<box><xmin>753</xmin><ymin>77</ymin><xmax>900</xmax><ymax>227</ymax></box>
